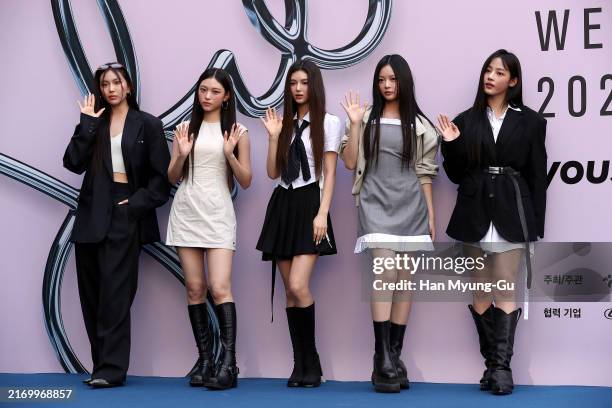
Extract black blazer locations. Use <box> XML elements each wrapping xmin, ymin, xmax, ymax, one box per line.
<box><xmin>63</xmin><ymin>109</ymin><xmax>171</xmax><ymax>244</ymax></box>
<box><xmin>441</xmin><ymin>106</ymin><xmax>547</xmax><ymax>242</ymax></box>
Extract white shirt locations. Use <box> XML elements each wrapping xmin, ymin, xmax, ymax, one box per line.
<box><xmin>110</xmin><ymin>133</ymin><xmax>126</xmax><ymax>173</ymax></box>
<box><xmin>480</xmin><ymin>105</ymin><xmax>522</xmax><ymax>243</ymax></box>
<box><xmin>277</xmin><ymin>112</ymin><xmax>342</xmax><ymax>189</ymax></box>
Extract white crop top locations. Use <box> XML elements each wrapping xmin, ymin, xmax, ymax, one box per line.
<box><xmin>110</xmin><ymin>133</ymin><xmax>126</xmax><ymax>173</ymax></box>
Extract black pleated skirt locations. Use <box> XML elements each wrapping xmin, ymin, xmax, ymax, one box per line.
<box><xmin>256</xmin><ymin>182</ymin><xmax>337</xmax><ymax>261</ymax></box>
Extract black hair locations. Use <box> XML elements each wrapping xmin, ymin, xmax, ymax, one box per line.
<box><xmin>363</xmin><ymin>54</ymin><xmax>432</xmax><ymax>174</ymax></box>
<box><xmin>185</xmin><ymin>68</ymin><xmax>237</xmax><ymax>189</ymax></box>
<box><xmin>464</xmin><ymin>49</ymin><xmax>523</xmax><ymax>165</ymax></box>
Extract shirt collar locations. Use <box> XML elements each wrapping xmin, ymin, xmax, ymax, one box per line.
<box><xmin>486</xmin><ymin>104</ymin><xmax>521</xmax><ymax>121</ymax></box>
<box><xmin>293</xmin><ymin>111</ymin><xmax>310</xmax><ymax>123</ymax></box>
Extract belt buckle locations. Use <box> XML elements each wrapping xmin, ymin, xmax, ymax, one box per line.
<box><xmin>487</xmin><ymin>166</ymin><xmax>503</xmax><ymax>175</ymax></box>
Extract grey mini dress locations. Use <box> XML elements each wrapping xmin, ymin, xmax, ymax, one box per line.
<box><xmin>355</xmin><ymin>118</ymin><xmax>434</xmax><ymax>253</ymax></box>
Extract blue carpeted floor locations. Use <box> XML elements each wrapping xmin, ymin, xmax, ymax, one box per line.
<box><xmin>1</xmin><ymin>373</ymin><xmax>610</xmax><ymax>408</ymax></box>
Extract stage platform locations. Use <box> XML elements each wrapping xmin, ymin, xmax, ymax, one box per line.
<box><xmin>1</xmin><ymin>373</ymin><xmax>610</xmax><ymax>407</ymax></box>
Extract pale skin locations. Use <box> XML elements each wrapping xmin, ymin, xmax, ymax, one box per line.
<box><xmin>78</xmin><ymin>69</ymin><xmax>131</xmax><ymax>202</ymax></box>
<box><xmin>340</xmin><ymin>64</ymin><xmax>436</xmax><ymax>324</ymax></box>
<box><xmin>436</xmin><ymin>56</ymin><xmax>520</xmax><ymax>314</ymax></box>
<box><xmin>261</xmin><ymin>69</ymin><xmax>338</xmax><ymax>307</ymax></box>
<box><xmin>167</xmin><ymin>76</ymin><xmax>252</xmax><ymax>305</ymax></box>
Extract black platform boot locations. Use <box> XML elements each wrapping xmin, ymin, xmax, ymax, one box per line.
<box><xmin>489</xmin><ymin>307</ymin><xmax>521</xmax><ymax>395</ymax></box>
<box><xmin>286</xmin><ymin>307</ymin><xmax>305</xmax><ymax>387</ymax></box>
<box><xmin>187</xmin><ymin>303</ymin><xmax>214</xmax><ymax>387</ymax></box>
<box><xmin>205</xmin><ymin>302</ymin><xmax>239</xmax><ymax>390</ymax></box>
<box><xmin>300</xmin><ymin>304</ymin><xmax>322</xmax><ymax>388</ymax></box>
<box><xmin>468</xmin><ymin>304</ymin><xmax>495</xmax><ymax>391</ymax></box>
<box><xmin>389</xmin><ymin>322</ymin><xmax>409</xmax><ymax>389</ymax></box>
<box><xmin>372</xmin><ymin>321</ymin><xmax>400</xmax><ymax>393</ymax></box>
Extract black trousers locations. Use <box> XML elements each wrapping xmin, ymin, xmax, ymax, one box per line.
<box><xmin>74</xmin><ymin>182</ymin><xmax>140</xmax><ymax>383</ymax></box>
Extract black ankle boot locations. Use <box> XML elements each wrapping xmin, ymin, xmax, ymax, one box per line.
<box><xmin>205</xmin><ymin>302</ymin><xmax>239</xmax><ymax>390</ymax></box>
<box><xmin>187</xmin><ymin>303</ymin><xmax>214</xmax><ymax>387</ymax></box>
<box><xmin>300</xmin><ymin>304</ymin><xmax>322</xmax><ymax>388</ymax></box>
<box><xmin>372</xmin><ymin>321</ymin><xmax>400</xmax><ymax>393</ymax></box>
<box><xmin>468</xmin><ymin>304</ymin><xmax>495</xmax><ymax>391</ymax></box>
<box><xmin>286</xmin><ymin>307</ymin><xmax>304</xmax><ymax>387</ymax></box>
<box><xmin>389</xmin><ymin>322</ymin><xmax>409</xmax><ymax>389</ymax></box>
<box><xmin>489</xmin><ymin>307</ymin><xmax>521</xmax><ymax>395</ymax></box>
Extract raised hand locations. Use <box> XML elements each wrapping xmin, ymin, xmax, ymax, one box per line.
<box><xmin>436</xmin><ymin>114</ymin><xmax>460</xmax><ymax>141</ymax></box>
<box><xmin>174</xmin><ymin>122</ymin><xmax>194</xmax><ymax>158</ymax></box>
<box><xmin>77</xmin><ymin>93</ymin><xmax>105</xmax><ymax>117</ymax></box>
<box><xmin>340</xmin><ymin>91</ymin><xmax>368</xmax><ymax>124</ymax></box>
<box><xmin>224</xmin><ymin>123</ymin><xmax>247</xmax><ymax>158</ymax></box>
<box><xmin>261</xmin><ymin>107</ymin><xmax>283</xmax><ymax>141</ymax></box>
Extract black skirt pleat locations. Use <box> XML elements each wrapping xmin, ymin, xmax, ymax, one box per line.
<box><xmin>256</xmin><ymin>182</ymin><xmax>337</xmax><ymax>261</ymax></box>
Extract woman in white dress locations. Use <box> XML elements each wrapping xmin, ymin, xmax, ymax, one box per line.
<box><xmin>166</xmin><ymin>68</ymin><xmax>252</xmax><ymax>390</ymax></box>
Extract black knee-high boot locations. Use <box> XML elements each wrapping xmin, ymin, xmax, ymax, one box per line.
<box><xmin>372</xmin><ymin>320</ymin><xmax>400</xmax><ymax>393</ymax></box>
<box><xmin>187</xmin><ymin>303</ymin><xmax>214</xmax><ymax>386</ymax></box>
<box><xmin>286</xmin><ymin>307</ymin><xmax>305</xmax><ymax>387</ymax></box>
<box><xmin>468</xmin><ymin>304</ymin><xmax>495</xmax><ymax>390</ymax></box>
<box><xmin>205</xmin><ymin>302</ymin><xmax>239</xmax><ymax>390</ymax></box>
<box><xmin>489</xmin><ymin>307</ymin><xmax>521</xmax><ymax>395</ymax></box>
<box><xmin>389</xmin><ymin>322</ymin><xmax>409</xmax><ymax>389</ymax></box>
<box><xmin>300</xmin><ymin>303</ymin><xmax>322</xmax><ymax>388</ymax></box>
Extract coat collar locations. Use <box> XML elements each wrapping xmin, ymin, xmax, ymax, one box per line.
<box><xmin>495</xmin><ymin>106</ymin><xmax>523</xmax><ymax>149</ymax></box>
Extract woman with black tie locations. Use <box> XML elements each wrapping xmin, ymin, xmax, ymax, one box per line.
<box><xmin>437</xmin><ymin>49</ymin><xmax>547</xmax><ymax>395</ymax></box>
<box><xmin>257</xmin><ymin>60</ymin><xmax>342</xmax><ymax>388</ymax></box>
<box><xmin>63</xmin><ymin>62</ymin><xmax>170</xmax><ymax>388</ymax></box>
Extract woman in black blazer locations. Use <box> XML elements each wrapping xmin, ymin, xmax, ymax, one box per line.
<box><xmin>63</xmin><ymin>62</ymin><xmax>170</xmax><ymax>388</ymax></box>
<box><xmin>437</xmin><ymin>50</ymin><xmax>547</xmax><ymax>396</ymax></box>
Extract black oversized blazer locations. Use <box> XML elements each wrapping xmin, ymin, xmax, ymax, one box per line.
<box><xmin>441</xmin><ymin>105</ymin><xmax>547</xmax><ymax>242</ymax></box>
<box><xmin>63</xmin><ymin>109</ymin><xmax>171</xmax><ymax>244</ymax></box>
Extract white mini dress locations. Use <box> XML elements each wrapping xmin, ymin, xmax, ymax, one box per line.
<box><xmin>166</xmin><ymin>121</ymin><xmax>238</xmax><ymax>250</ymax></box>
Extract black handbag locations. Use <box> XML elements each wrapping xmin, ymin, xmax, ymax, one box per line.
<box><xmin>315</xmin><ymin>233</ymin><xmax>334</xmax><ymax>255</ymax></box>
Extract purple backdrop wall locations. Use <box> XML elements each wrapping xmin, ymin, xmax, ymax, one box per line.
<box><xmin>1</xmin><ymin>0</ymin><xmax>611</xmax><ymax>386</ymax></box>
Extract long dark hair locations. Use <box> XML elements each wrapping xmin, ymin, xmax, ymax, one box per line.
<box><xmin>364</xmin><ymin>54</ymin><xmax>431</xmax><ymax>174</ymax></box>
<box><xmin>92</xmin><ymin>63</ymin><xmax>139</xmax><ymax>172</ymax></box>
<box><xmin>184</xmin><ymin>68</ymin><xmax>237</xmax><ymax>189</ymax></box>
<box><xmin>276</xmin><ymin>60</ymin><xmax>326</xmax><ymax>179</ymax></box>
<box><xmin>465</xmin><ymin>49</ymin><xmax>523</xmax><ymax>165</ymax></box>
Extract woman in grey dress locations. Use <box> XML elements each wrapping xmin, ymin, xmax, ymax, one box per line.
<box><xmin>339</xmin><ymin>55</ymin><xmax>439</xmax><ymax>393</ymax></box>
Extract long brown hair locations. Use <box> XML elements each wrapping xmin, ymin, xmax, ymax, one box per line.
<box><xmin>184</xmin><ymin>68</ymin><xmax>237</xmax><ymax>190</ymax></box>
<box><xmin>276</xmin><ymin>60</ymin><xmax>326</xmax><ymax>179</ymax></box>
<box><xmin>91</xmin><ymin>64</ymin><xmax>139</xmax><ymax>173</ymax></box>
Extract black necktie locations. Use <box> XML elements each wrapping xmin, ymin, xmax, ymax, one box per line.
<box><xmin>281</xmin><ymin>119</ymin><xmax>311</xmax><ymax>185</ymax></box>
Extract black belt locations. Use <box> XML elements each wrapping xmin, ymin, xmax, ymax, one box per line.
<box><xmin>484</xmin><ymin>166</ymin><xmax>533</xmax><ymax>289</ymax></box>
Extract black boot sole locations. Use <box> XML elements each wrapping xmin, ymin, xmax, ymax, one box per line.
<box><xmin>374</xmin><ymin>381</ymin><xmax>401</xmax><ymax>393</ymax></box>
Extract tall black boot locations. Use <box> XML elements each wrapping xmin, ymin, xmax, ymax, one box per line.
<box><xmin>300</xmin><ymin>303</ymin><xmax>322</xmax><ymax>388</ymax></box>
<box><xmin>286</xmin><ymin>307</ymin><xmax>305</xmax><ymax>387</ymax></box>
<box><xmin>187</xmin><ymin>303</ymin><xmax>214</xmax><ymax>387</ymax></box>
<box><xmin>468</xmin><ymin>304</ymin><xmax>495</xmax><ymax>391</ymax></box>
<box><xmin>372</xmin><ymin>321</ymin><xmax>400</xmax><ymax>393</ymax></box>
<box><xmin>389</xmin><ymin>322</ymin><xmax>409</xmax><ymax>389</ymax></box>
<box><xmin>489</xmin><ymin>307</ymin><xmax>521</xmax><ymax>395</ymax></box>
<box><xmin>205</xmin><ymin>302</ymin><xmax>239</xmax><ymax>390</ymax></box>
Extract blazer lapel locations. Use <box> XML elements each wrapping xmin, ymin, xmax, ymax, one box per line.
<box><xmin>495</xmin><ymin>108</ymin><xmax>523</xmax><ymax>153</ymax></box>
<box><xmin>121</xmin><ymin>109</ymin><xmax>142</xmax><ymax>175</ymax></box>
<box><xmin>101</xmin><ymin>122</ymin><xmax>113</xmax><ymax>177</ymax></box>
<box><xmin>482</xmin><ymin>122</ymin><xmax>497</xmax><ymax>163</ymax></box>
